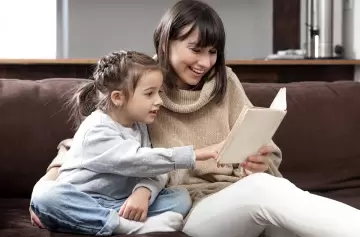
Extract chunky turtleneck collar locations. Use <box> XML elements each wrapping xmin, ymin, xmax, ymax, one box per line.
<box><xmin>160</xmin><ymin>79</ymin><xmax>216</xmax><ymax>113</ymax></box>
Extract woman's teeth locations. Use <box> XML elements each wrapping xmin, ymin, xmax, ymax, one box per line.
<box><xmin>190</xmin><ymin>67</ymin><xmax>204</xmax><ymax>75</ymax></box>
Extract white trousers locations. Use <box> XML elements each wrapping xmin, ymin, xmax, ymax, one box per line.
<box><xmin>183</xmin><ymin>173</ymin><xmax>360</xmax><ymax>237</ymax></box>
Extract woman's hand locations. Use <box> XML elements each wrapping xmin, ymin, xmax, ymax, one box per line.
<box><xmin>241</xmin><ymin>146</ymin><xmax>273</xmax><ymax>173</ymax></box>
<box><xmin>194</xmin><ymin>141</ymin><xmax>225</xmax><ymax>161</ymax></box>
<box><xmin>118</xmin><ymin>187</ymin><xmax>151</xmax><ymax>222</ymax></box>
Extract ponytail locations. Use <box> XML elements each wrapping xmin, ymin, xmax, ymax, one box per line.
<box><xmin>67</xmin><ymin>80</ymin><xmax>98</xmax><ymax>128</ymax></box>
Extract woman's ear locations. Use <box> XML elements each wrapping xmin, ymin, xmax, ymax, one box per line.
<box><xmin>110</xmin><ymin>90</ymin><xmax>125</xmax><ymax>107</ymax></box>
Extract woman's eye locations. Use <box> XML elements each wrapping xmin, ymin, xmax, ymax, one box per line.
<box><xmin>210</xmin><ymin>50</ymin><xmax>217</xmax><ymax>54</ymax></box>
<box><xmin>191</xmin><ymin>48</ymin><xmax>201</xmax><ymax>53</ymax></box>
<box><xmin>146</xmin><ymin>92</ymin><xmax>153</xmax><ymax>96</ymax></box>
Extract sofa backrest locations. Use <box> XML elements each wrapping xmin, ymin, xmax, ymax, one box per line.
<box><xmin>0</xmin><ymin>78</ymin><xmax>89</xmax><ymax>198</ymax></box>
<box><xmin>1</xmin><ymin>78</ymin><xmax>360</xmax><ymax>205</ymax></box>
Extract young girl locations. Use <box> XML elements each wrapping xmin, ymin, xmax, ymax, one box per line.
<box><xmin>30</xmin><ymin>50</ymin><xmax>222</xmax><ymax>235</ymax></box>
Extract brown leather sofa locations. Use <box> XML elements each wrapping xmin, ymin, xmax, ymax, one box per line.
<box><xmin>1</xmin><ymin>78</ymin><xmax>360</xmax><ymax>237</ymax></box>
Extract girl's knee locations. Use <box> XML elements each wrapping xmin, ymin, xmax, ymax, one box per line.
<box><xmin>31</xmin><ymin>181</ymin><xmax>70</xmax><ymax>210</ymax></box>
<box><xmin>172</xmin><ymin>186</ymin><xmax>191</xmax><ymax>202</ymax></box>
<box><xmin>169</xmin><ymin>187</ymin><xmax>192</xmax><ymax>216</ymax></box>
<box><xmin>31</xmin><ymin>181</ymin><xmax>56</xmax><ymax>206</ymax></box>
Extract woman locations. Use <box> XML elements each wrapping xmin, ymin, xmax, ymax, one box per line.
<box><xmin>31</xmin><ymin>0</ymin><xmax>360</xmax><ymax>236</ymax></box>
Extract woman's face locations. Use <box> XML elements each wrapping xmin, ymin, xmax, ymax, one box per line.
<box><xmin>169</xmin><ymin>26</ymin><xmax>218</xmax><ymax>90</ymax></box>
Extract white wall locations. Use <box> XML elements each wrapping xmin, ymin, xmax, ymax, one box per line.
<box><xmin>61</xmin><ymin>0</ymin><xmax>273</xmax><ymax>60</ymax></box>
<box><xmin>0</xmin><ymin>0</ymin><xmax>56</xmax><ymax>59</ymax></box>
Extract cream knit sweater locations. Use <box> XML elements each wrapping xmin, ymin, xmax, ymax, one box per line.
<box><xmin>147</xmin><ymin>67</ymin><xmax>282</xmax><ymax>204</ymax></box>
<box><xmin>49</xmin><ymin>67</ymin><xmax>282</xmax><ymax>204</ymax></box>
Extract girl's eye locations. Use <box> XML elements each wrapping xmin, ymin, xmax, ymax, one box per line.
<box><xmin>146</xmin><ymin>92</ymin><xmax>153</xmax><ymax>96</ymax></box>
<box><xmin>209</xmin><ymin>50</ymin><xmax>217</xmax><ymax>54</ymax></box>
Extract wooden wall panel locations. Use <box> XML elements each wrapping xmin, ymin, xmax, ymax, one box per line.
<box><xmin>273</xmin><ymin>0</ymin><xmax>301</xmax><ymax>53</ymax></box>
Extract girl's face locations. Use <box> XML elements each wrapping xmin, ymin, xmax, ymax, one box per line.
<box><xmin>111</xmin><ymin>69</ymin><xmax>164</xmax><ymax>127</ymax></box>
<box><xmin>169</xmin><ymin>26</ymin><xmax>218</xmax><ymax>90</ymax></box>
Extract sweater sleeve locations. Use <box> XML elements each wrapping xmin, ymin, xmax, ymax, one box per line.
<box><xmin>130</xmin><ymin>124</ymin><xmax>169</xmax><ymax>204</ymax></box>
<box><xmin>132</xmin><ymin>174</ymin><xmax>169</xmax><ymax>205</ymax></box>
<box><xmin>226</xmin><ymin>67</ymin><xmax>282</xmax><ymax>175</ymax></box>
<box><xmin>80</xmin><ymin>122</ymin><xmax>195</xmax><ymax>177</ymax></box>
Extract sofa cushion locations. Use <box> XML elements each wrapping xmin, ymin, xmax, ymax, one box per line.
<box><xmin>243</xmin><ymin>81</ymin><xmax>360</xmax><ymax>209</ymax></box>
<box><xmin>0</xmin><ymin>198</ymin><xmax>190</xmax><ymax>236</ymax></box>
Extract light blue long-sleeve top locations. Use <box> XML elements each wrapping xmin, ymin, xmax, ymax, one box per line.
<box><xmin>57</xmin><ymin>110</ymin><xmax>195</xmax><ymax>204</ymax></box>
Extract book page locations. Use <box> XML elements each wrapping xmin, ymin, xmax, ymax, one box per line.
<box><xmin>217</xmin><ymin>108</ymin><xmax>286</xmax><ymax>164</ymax></box>
<box><xmin>217</xmin><ymin>87</ymin><xmax>287</xmax><ymax>164</ymax></box>
<box><xmin>270</xmin><ymin>87</ymin><xmax>287</xmax><ymax>111</ymax></box>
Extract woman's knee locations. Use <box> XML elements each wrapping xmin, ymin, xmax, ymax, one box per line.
<box><xmin>237</xmin><ymin>173</ymin><xmax>294</xmax><ymax>191</ymax></box>
<box><xmin>233</xmin><ymin>173</ymin><xmax>299</xmax><ymax>205</ymax></box>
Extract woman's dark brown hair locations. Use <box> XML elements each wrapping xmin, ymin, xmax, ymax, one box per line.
<box><xmin>153</xmin><ymin>0</ymin><xmax>227</xmax><ymax>103</ymax></box>
<box><xmin>67</xmin><ymin>50</ymin><xmax>161</xmax><ymax>127</ymax></box>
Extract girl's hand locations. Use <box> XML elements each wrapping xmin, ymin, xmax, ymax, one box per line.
<box><xmin>195</xmin><ymin>141</ymin><xmax>225</xmax><ymax>161</ymax></box>
<box><xmin>241</xmin><ymin>146</ymin><xmax>273</xmax><ymax>173</ymax></box>
<box><xmin>119</xmin><ymin>187</ymin><xmax>150</xmax><ymax>222</ymax></box>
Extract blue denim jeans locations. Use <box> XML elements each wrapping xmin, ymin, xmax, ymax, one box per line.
<box><xmin>30</xmin><ymin>181</ymin><xmax>192</xmax><ymax>235</ymax></box>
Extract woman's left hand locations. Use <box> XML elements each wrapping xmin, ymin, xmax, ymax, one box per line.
<box><xmin>241</xmin><ymin>146</ymin><xmax>273</xmax><ymax>173</ymax></box>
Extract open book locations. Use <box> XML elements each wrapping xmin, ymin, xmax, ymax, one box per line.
<box><xmin>217</xmin><ymin>87</ymin><xmax>287</xmax><ymax>164</ymax></box>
